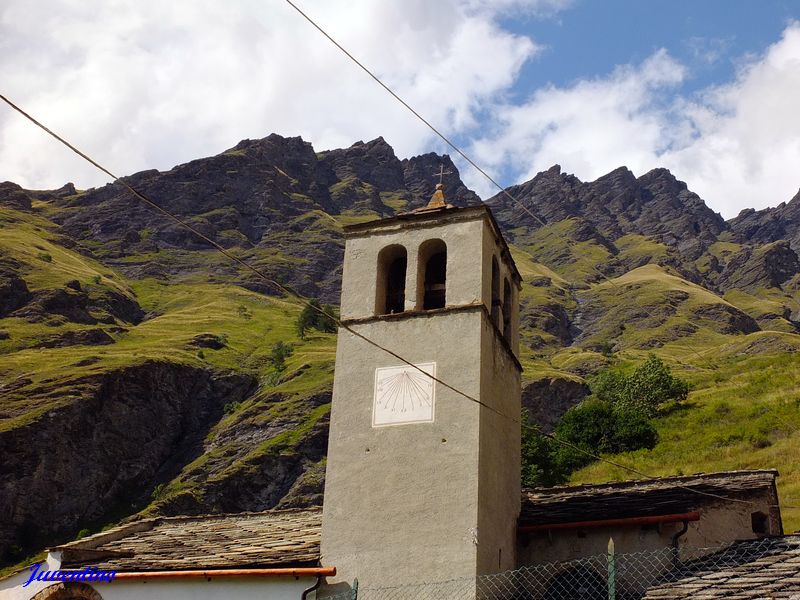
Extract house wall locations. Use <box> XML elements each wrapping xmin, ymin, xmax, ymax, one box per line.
<box><xmin>0</xmin><ymin>561</ymin><xmax>314</xmax><ymax>600</ymax></box>
<box><xmin>516</xmin><ymin>489</ymin><xmax>779</xmax><ymax>598</ymax></box>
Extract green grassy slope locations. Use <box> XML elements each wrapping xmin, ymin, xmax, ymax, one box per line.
<box><xmin>4</xmin><ymin>191</ymin><xmax>800</xmax><ymax>549</ymax></box>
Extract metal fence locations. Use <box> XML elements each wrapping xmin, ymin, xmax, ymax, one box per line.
<box><xmin>318</xmin><ymin>536</ymin><xmax>800</xmax><ymax>599</ymax></box>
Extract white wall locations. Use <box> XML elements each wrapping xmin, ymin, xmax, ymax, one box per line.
<box><xmin>0</xmin><ymin>562</ymin><xmax>317</xmax><ymax>600</ymax></box>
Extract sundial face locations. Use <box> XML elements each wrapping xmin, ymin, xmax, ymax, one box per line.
<box><xmin>372</xmin><ymin>362</ymin><xmax>436</xmax><ymax>427</ymax></box>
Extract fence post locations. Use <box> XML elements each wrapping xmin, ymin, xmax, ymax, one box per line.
<box><xmin>607</xmin><ymin>537</ymin><xmax>616</xmax><ymax>600</ymax></box>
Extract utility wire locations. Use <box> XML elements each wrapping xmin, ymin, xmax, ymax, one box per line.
<box><xmin>1</xmin><ymin>82</ymin><xmax>792</xmax><ymax>514</ymax></box>
<box><xmin>282</xmin><ymin>0</ymin><xmax>716</xmax><ymax>371</ymax></box>
<box><xmin>0</xmin><ymin>92</ymin><xmax>501</xmax><ymax>420</ymax></box>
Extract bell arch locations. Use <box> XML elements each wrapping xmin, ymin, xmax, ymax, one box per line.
<box><xmin>417</xmin><ymin>239</ymin><xmax>447</xmax><ymax>310</ymax></box>
<box><xmin>375</xmin><ymin>244</ymin><xmax>408</xmax><ymax>315</ymax></box>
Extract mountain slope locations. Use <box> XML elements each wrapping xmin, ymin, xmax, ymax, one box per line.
<box><xmin>3</xmin><ymin>135</ymin><xmax>800</xmax><ymax>567</ymax></box>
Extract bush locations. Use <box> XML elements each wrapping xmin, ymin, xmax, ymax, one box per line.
<box><xmin>552</xmin><ymin>399</ymin><xmax>658</xmax><ymax>475</ymax></box>
<box><xmin>296</xmin><ymin>299</ymin><xmax>337</xmax><ymax>339</ymax></box>
<box><xmin>521</xmin><ymin>413</ymin><xmax>568</xmax><ymax>488</ymax></box>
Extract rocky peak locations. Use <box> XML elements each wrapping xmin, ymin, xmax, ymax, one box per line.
<box><xmin>0</xmin><ymin>182</ymin><xmax>33</xmax><ymax>210</ymax></box>
<box><xmin>729</xmin><ymin>189</ymin><xmax>800</xmax><ymax>252</ymax></box>
<box><xmin>401</xmin><ymin>153</ymin><xmax>480</xmax><ymax>208</ymax></box>
<box><xmin>318</xmin><ymin>137</ymin><xmax>405</xmax><ymax>191</ymax></box>
<box><xmin>488</xmin><ymin>165</ymin><xmax>725</xmax><ymax>257</ymax></box>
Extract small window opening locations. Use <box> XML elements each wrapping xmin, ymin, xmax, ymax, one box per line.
<box><xmin>376</xmin><ymin>245</ymin><xmax>407</xmax><ymax>315</ymax></box>
<box><xmin>751</xmin><ymin>511</ymin><xmax>769</xmax><ymax>535</ymax></box>
<box><xmin>491</xmin><ymin>257</ymin><xmax>501</xmax><ymax>326</ymax></box>
<box><xmin>423</xmin><ymin>251</ymin><xmax>447</xmax><ymax>309</ymax></box>
<box><xmin>502</xmin><ymin>278</ymin><xmax>512</xmax><ymax>342</ymax></box>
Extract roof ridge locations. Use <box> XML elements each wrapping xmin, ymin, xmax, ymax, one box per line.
<box><xmin>523</xmin><ymin>469</ymin><xmax>779</xmax><ymax>495</ymax></box>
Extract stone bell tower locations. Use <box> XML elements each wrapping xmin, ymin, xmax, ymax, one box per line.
<box><xmin>320</xmin><ymin>183</ymin><xmax>522</xmax><ymax>591</ymax></box>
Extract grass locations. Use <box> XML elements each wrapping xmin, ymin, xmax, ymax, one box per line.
<box><xmin>578</xmin><ymin>264</ymin><xmax>748</xmax><ymax>353</ymax></box>
<box><xmin>512</xmin><ymin>219</ymin><xmax>614</xmax><ymax>283</ymax></box>
<box><xmin>0</xmin><ymin>207</ymin><xmax>130</xmax><ymax>295</ymax></box>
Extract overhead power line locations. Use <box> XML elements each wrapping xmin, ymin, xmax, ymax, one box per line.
<box><xmin>0</xmin><ymin>92</ymin><xmax>501</xmax><ymax>420</ymax></box>
<box><xmin>2</xmin><ymin>92</ymin><xmax>795</xmax><ymax>514</ymax></box>
<box><xmin>281</xmin><ymin>0</ymin><xmax>717</xmax><ymax>371</ymax></box>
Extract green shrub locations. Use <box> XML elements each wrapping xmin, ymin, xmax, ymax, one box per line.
<box><xmin>521</xmin><ymin>412</ymin><xmax>568</xmax><ymax>488</ymax></box>
<box><xmin>37</xmin><ymin>252</ymin><xmax>52</xmax><ymax>262</ymax></box>
<box><xmin>552</xmin><ymin>399</ymin><xmax>658</xmax><ymax>475</ymax></box>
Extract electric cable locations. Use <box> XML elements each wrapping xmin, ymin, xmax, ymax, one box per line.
<box><xmin>281</xmin><ymin>0</ymin><xmax>717</xmax><ymax>371</ymax></box>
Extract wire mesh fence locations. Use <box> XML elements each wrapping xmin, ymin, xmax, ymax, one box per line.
<box><xmin>318</xmin><ymin>536</ymin><xmax>800</xmax><ymax>600</ymax></box>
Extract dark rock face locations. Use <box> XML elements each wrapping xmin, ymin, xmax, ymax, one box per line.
<box><xmin>522</xmin><ymin>302</ymin><xmax>573</xmax><ymax>347</ymax></box>
<box><xmin>0</xmin><ymin>182</ymin><xmax>33</xmax><ymax>211</ymax></box>
<box><xmin>0</xmin><ymin>268</ymin><xmax>31</xmax><ymax>317</ymax></box>
<box><xmin>522</xmin><ymin>376</ymin><xmax>590</xmax><ymax>433</ymax></box>
<box><xmin>488</xmin><ymin>165</ymin><xmax>726</xmax><ymax>259</ymax></box>
<box><xmin>189</xmin><ymin>333</ymin><xmax>226</xmax><ymax>349</ymax></box>
<box><xmin>42</xmin><ymin>134</ymin><xmax>476</xmax><ymax>302</ymax></box>
<box><xmin>729</xmin><ymin>189</ymin><xmax>800</xmax><ymax>251</ymax></box>
<box><xmin>11</xmin><ymin>287</ymin><xmax>143</xmax><ymax>326</ymax></box>
<box><xmin>716</xmin><ymin>241</ymin><xmax>800</xmax><ymax>292</ymax></box>
<box><xmin>0</xmin><ymin>361</ymin><xmax>256</xmax><ymax>562</ymax></box>
<box><xmin>33</xmin><ymin>328</ymin><xmax>115</xmax><ymax>349</ymax></box>
<box><xmin>692</xmin><ymin>303</ymin><xmax>760</xmax><ymax>334</ymax></box>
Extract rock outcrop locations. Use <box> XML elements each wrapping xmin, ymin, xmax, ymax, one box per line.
<box><xmin>0</xmin><ymin>361</ymin><xmax>256</xmax><ymax>563</ymax></box>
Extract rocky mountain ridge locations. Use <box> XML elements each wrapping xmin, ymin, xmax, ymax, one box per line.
<box><xmin>2</xmin><ymin>133</ymin><xmax>800</xmax><ymax>565</ymax></box>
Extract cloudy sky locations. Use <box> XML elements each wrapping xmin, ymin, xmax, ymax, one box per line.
<box><xmin>1</xmin><ymin>0</ymin><xmax>799</xmax><ymax>218</ymax></box>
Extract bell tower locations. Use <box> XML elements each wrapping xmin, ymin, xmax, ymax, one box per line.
<box><xmin>320</xmin><ymin>185</ymin><xmax>522</xmax><ymax>591</ymax></box>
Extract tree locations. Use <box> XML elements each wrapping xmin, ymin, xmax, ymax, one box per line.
<box><xmin>589</xmin><ymin>354</ymin><xmax>689</xmax><ymax>417</ymax></box>
<box><xmin>591</xmin><ymin>369</ymin><xmax>628</xmax><ymax>404</ymax></box>
<box><xmin>624</xmin><ymin>354</ymin><xmax>689</xmax><ymax>417</ymax></box>
<box><xmin>270</xmin><ymin>341</ymin><xmax>293</xmax><ymax>372</ymax></box>
<box><xmin>296</xmin><ymin>299</ymin><xmax>337</xmax><ymax>339</ymax></box>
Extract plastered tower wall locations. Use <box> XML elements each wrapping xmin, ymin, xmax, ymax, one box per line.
<box><xmin>321</xmin><ymin>206</ymin><xmax>521</xmax><ymax>591</ymax></box>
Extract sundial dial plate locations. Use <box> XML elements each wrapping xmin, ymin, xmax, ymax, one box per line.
<box><xmin>372</xmin><ymin>362</ymin><xmax>436</xmax><ymax>427</ymax></box>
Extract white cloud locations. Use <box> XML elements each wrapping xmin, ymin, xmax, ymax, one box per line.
<box><xmin>3</xmin><ymin>2</ymin><xmax>797</xmax><ymax>220</ymax></box>
<box><xmin>464</xmin><ymin>49</ymin><xmax>687</xmax><ymax>198</ymax></box>
<box><xmin>663</xmin><ymin>22</ymin><xmax>800</xmax><ymax>216</ymax></box>
<box><xmin>0</xmin><ymin>0</ymin><xmax>539</xmax><ymax>190</ymax></box>
<box><xmin>466</xmin><ymin>22</ymin><xmax>800</xmax><ymax>218</ymax></box>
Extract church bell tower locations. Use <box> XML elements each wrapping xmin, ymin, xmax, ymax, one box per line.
<box><xmin>320</xmin><ymin>184</ymin><xmax>522</xmax><ymax>591</ymax></box>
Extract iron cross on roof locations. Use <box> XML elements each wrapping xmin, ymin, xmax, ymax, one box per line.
<box><xmin>434</xmin><ymin>164</ymin><xmax>452</xmax><ymax>185</ymax></box>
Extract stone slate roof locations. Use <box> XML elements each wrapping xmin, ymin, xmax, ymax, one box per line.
<box><xmin>643</xmin><ymin>535</ymin><xmax>800</xmax><ymax>598</ymax></box>
<box><xmin>521</xmin><ymin>470</ymin><xmax>779</xmax><ymax>526</ymax></box>
<box><xmin>52</xmin><ymin>507</ymin><xmax>322</xmax><ymax>571</ymax></box>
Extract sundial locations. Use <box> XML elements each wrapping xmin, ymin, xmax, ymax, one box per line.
<box><xmin>372</xmin><ymin>362</ymin><xmax>436</xmax><ymax>427</ymax></box>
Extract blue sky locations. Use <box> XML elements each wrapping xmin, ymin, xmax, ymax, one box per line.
<box><xmin>2</xmin><ymin>0</ymin><xmax>800</xmax><ymax>217</ymax></box>
<box><xmin>506</xmin><ymin>1</ymin><xmax>798</xmax><ymax>96</ymax></box>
